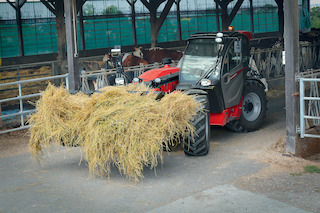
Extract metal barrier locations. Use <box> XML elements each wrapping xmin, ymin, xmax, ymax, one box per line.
<box><xmin>251</xmin><ymin>47</ymin><xmax>284</xmax><ymax>79</ymax></box>
<box><xmin>81</xmin><ymin>43</ymin><xmax>319</xmax><ymax>92</ymax></box>
<box><xmin>300</xmin><ymin>42</ymin><xmax>320</xmax><ymax>72</ymax></box>
<box><xmin>0</xmin><ymin>74</ymin><xmax>69</xmax><ymax>134</ymax></box>
<box><xmin>250</xmin><ymin>42</ymin><xmax>320</xmax><ymax>79</ymax></box>
<box><xmin>0</xmin><ymin>61</ymin><xmax>53</xmax><ymax>82</ymax></box>
<box><xmin>297</xmin><ymin>69</ymin><xmax>320</xmax><ymax>138</ymax></box>
<box><xmin>80</xmin><ymin>62</ymin><xmax>172</xmax><ymax>92</ymax></box>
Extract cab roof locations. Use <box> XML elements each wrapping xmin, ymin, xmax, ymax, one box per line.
<box><xmin>188</xmin><ymin>31</ymin><xmax>252</xmax><ymax>41</ymax></box>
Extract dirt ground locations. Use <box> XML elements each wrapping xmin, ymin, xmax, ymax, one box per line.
<box><xmin>1</xmin><ymin>129</ymin><xmax>319</xmax><ymax>167</ymax></box>
<box><xmin>1</xmin><ymin>88</ymin><xmax>320</xmax><ymax>212</ymax></box>
<box><xmin>1</xmin><ymin>123</ymin><xmax>320</xmax><ymax>212</ymax></box>
<box><xmin>0</xmin><ymin>130</ymin><xmax>30</xmax><ymax>158</ymax></box>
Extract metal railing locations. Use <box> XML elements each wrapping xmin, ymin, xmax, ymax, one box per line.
<box><xmin>251</xmin><ymin>46</ymin><xmax>284</xmax><ymax>79</ymax></box>
<box><xmin>81</xmin><ymin>42</ymin><xmax>320</xmax><ymax>92</ymax></box>
<box><xmin>300</xmin><ymin>42</ymin><xmax>320</xmax><ymax>72</ymax></box>
<box><xmin>297</xmin><ymin>69</ymin><xmax>320</xmax><ymax>138</ymax></box>
<box><xmin>80</xmin><ymin>62</ymin><xmax>175</xmax><ymax>92</ymax></box>
<box><xmin>0</xmin><ymin>61</ymin><xmax>53</xmax><ymax>81</ymax></box>
<box><xmin>0</xmin><ymin>74</ymin><xmax>69</xmax><ymax>134</ymax></box>
<box><xmin>250</xmin><ymin>42</ymin><xmax>320</xmax><ymax>79</ymax></box>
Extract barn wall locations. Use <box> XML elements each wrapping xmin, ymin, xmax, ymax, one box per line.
<box><xmin>0</xmin><ymin>0</ymin><xmax>310</xmax><ymax>60</ymax></box>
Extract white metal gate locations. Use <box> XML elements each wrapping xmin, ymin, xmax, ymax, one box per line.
<box><xmin>297</xmin><ymin>69</ymin><xmax>320</xmax><ymax>138</ymax></box>
<box><xmin>0</xmin><ymin>74</ymin><xmax>69</xmax><ymax>134</ymax></box>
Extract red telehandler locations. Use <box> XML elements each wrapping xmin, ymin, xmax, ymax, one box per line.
<box><xmin>115</xmin><ymin>31</ymin><xmax>267</xmax><ymax>156</ymax></box>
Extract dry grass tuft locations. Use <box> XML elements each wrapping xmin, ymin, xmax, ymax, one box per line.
<box><xmin>28</xmin><ymin>84</ymin><xmax>89</xmax><ymax>158</ymax></box>
<box><xmin>1</xmin><ymin>66</ymin><xmax>52</xmax><ymax>100</ymax></box>
<box><xmin>29</xmin><ymin>83</ymin><xmax>198</xmax><ymax>182</ymax></box>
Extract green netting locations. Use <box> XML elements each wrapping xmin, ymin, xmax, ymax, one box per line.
<box><xmin>0</xmin><ymin>22</ymin><xmax>20</xmax><ymax>57</ymax></box>
<box><xmin>0</xmin><ymin>4</ymin><xmax>309</xmax><ymax>58</ymax></box>
<box><xmin>136</xmin><ymin>16</ymin><xmax>151</xmax><ymax>44</ymax></box>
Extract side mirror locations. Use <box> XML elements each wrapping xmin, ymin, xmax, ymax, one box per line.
<box><xmin>234</xmin><ymin>40</ymin><xmax>242</xmax><ymax>53</ymax></box>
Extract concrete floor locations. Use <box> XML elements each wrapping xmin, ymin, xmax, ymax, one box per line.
<box><xmin>1</xmin><ymin>93</ymin><xmax>320</xmax><ymax>213</ymax></box>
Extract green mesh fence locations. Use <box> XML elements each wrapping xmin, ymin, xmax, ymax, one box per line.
<box><xmin>0</xmin><ymin>19</ymin><xmax>57</xmax><ymax>58</ymax></box>
<box><xmin>0</xmin><ymin>4</ymin><xmax>308</xmax><ymax>58</ymax></box>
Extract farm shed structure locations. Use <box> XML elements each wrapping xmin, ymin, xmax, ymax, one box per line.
<box><xmin>0</xmin><ymin>0</ymin><xmax>319</xmax><ymax>157</ymax></box>
<box><xmin>0</xmin><ymin>0</ymin><xmax>311</xmax><ymax>62</ymax></box>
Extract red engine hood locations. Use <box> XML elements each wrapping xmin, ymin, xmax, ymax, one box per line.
<box><xmin>139</xmin><ymin>65</ymin><xmax>180</xmax><ymax>82</ymax></box>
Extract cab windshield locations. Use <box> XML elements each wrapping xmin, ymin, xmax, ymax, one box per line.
<box><xmin>180</xmin><ymin>38</ymin><xmax>220</xmax><ymax>83</ymax></box>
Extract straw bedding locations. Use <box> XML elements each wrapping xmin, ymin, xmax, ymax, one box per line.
<box><xmin>1</xmin><ymin>66</ymin><xmax>51</xmax><ymax>100</ymax></box>
<box><xmin>29</xmin><ymin>83</ymin><xmax>198</xmax><ymax>182</ymax></box>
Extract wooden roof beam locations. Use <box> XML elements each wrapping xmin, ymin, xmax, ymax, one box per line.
<box><xmin>40</xmin><ymin>0</ymin><xmax>56</xmax><ymax>16</ymax></box>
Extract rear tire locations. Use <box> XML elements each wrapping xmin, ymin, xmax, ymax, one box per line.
<box><xmin>227</xmin><ymin>80</ymin><xmax>267</xmax><ymax>132</ymax></box>
<box><xmin>184</xmin><ymin>95</ymin><xmax>210</xmax><ymax>156</ymax></box>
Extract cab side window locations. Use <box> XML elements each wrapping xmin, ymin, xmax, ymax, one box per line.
<box><xmin>223</xmin><ymin>40</ymin><xmax>242</xmax><ymax>75</ymax></box>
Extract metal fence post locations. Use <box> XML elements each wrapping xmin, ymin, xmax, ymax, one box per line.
<box><xmin>299</xmin><ymin>77</ymin><xmax>305</xmax><ymax>138</ymax></box>
<box><xmin>18</xmin><ymin>83</ymin><xmax>24</xmax><ymax>127</ymax></box>
<box><xmin>66</xmin><ymin>75</ymin><xmax>70</xmax><ymax>91</ymax></box>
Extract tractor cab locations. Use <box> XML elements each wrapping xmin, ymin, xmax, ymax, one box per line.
<box><xmin>177</xmin><ymin>32</ymin><xmax>251</xmax><ymax>113</ymax></box>
<box><xmin>178</xmin><ymin>32</ymin><xmax>250</xmax><ymax>85</ymax></box>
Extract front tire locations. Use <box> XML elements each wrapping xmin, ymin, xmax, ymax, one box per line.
<box><xmin>227</xmin><ymin>80</ymin><xmax>267</xmax><ymax>132</ymax></box>
<box><xmin>184</xmin><ymin>95</ymin><xmax>210</xmax><ymax>156</ymax></box>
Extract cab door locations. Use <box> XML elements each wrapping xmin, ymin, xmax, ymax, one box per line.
<box><xmin>220</xmin><ymin>40</ymin><xmax>244</xmax><ymax>109</ymax></box>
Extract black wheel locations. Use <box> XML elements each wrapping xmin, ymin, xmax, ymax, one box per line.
<box><xmin>227</xmin><ymin>80</ymin><xmax>267</xmax><ymax>132</ymax></box>
<box><xmin>184</xmin><ymin>95</ymin><xmax>210</xmax><ymax>156</ymax></box>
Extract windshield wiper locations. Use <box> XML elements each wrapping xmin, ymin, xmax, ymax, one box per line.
<box><xmin>194</xmin><ymin>44</ymin><xmax>224</xmax><ymax>86</ymax></box>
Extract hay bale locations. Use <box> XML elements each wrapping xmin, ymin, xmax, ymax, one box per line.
<box><xmin>29</xmin><ymin>84</ymin><xmax>89</xmax><ymax>157</ymax></box>
<box><xmin>29</xmin><ymin>83</ymin><xmax>198</xmax><ymax>182</ymax></box>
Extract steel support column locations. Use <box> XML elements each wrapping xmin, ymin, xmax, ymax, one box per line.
<box><xmin>284</xmin><ymin>0</ymin><xmax>299</xmax><ymax>153</ymax></box>
<box><xmin>175</xmin><ymin>0</ymin><xmax>182</xmax><ymax>41</ymax></box>
<box><xmin>64</xmin><ymin>0</ymin><xmax>80</xmax><ymax>92</ymax></box>
<box><xmin>7</xmin><ymin>0</ymin><xmax>26</xmax><ymax>56</ymax></box>
<box><xmin>126</xmin><ymin>0</ymin><xmax>137</xmax><ymax>46</ymax></box>
<box><xmin>249</xmin><ymin>0</ymin><xmax>254</xmax><ymax>34</ymax></box>
<box><xmin>131</xmin><ymin>0</ymin><xmax>137</xmax><ymax>46</ymax></box>
<box><xmin>215</xmin><ymin>3</ymin><xmax>220</xmax><ymax>31</ymax></box>
<box><xmin>16</xmin><ymin>5</ymin><xmax>24</xmax><ymax>56</ymax></box>
<box><xmin>79</xmin><ymin>6</ymin><xmax>86</xmax><ymax>50</ymax></box>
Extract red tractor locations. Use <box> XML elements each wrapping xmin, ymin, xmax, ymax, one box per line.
<box><xmin>122</xmin><ymin>31</ymin><xmax>267</xmax><ymax>156</ymax></box>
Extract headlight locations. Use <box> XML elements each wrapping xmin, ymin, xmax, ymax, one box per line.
<box><xmin>133</xmin><ymin>77</ymin><xmax>140</xmax><ymax>83</ymax></box>
<box><xmin>216</xmin><ymin>32</ymin><xmax>223</xmax><ymax>43</ymax></box>
<box><xmin>200</xmin><ymin>79</ymin><xmax>211</xmax><ymax>87</ymax></box>
<box><xmin>216</xmin><ymin>32</ymin><xmax>223</xmax><ymax>38</ymax></box>
<box><xmin>215</xmin><ymin>38</ymin><xmax>222</xmax><ymax>43</ymax></box>
<box><xmin>115</xmin><ymin>77</ymin><xmax>125</xmax><ymax>85</ymax></box>
<box><xmin>154</xmin><ymin>78</ymin><xmax>161</xmax><ymax>83</ymax></box>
